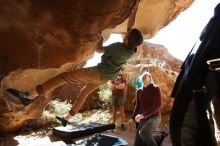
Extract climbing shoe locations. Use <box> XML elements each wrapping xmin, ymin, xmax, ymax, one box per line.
<box><xmin>56</xmin><ymin>116</ymin><xmax>68</xmax><ymax>127</ymax></box>
<box><xmin>6</xmin><ymin>88</ymin><xmax>30</xmax><ymax>106</ymax></box>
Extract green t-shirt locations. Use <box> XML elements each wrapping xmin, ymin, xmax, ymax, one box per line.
<box><xmin>95</xmin><ymin>42</ymin><xmax>136</xmax><ymax>80</ymax></box>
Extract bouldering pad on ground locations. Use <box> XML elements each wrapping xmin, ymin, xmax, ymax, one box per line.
<box><xmin>53</xmin><ymin>123</ymin><xmax>115</xmax><ymax>138</ymax></box>
<box><xmin>75</xmin><ymin>133</ymin><xmax>128</xmax><ymax>146</ymax></box>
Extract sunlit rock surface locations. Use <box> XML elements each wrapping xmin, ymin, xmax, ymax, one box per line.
<box><xmin>0</xmin><ymin>0</ymin><xmax>192</xmax><ymax>133</ymax></box>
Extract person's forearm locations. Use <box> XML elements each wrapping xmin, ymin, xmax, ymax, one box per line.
<box><xmin>114</xmin><ymin>83</ymin><xmax>125</xmax><ymax>89</ymax></box>
<box><xmin>131</xmin><ymin>105</ymin><xmax>140</xmax><ymax>120</ymax></box>
<box><xmin>96</xmin><ymin>34</ymin><xmax>104</xmax><ymax>53</ymax></box>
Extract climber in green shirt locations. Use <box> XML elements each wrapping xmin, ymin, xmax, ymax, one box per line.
<box><xmin>7</xmin><ymin>28</ymin><xmax>143</xmax><ymax>126</ymax></box>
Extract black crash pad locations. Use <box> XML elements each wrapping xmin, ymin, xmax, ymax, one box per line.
<box><xmin>75</xmin><ymin>133</ymin><xmax>127</xmax><ymax>146</ymax></box>
<box><xmin>53</xmin><ymin>123</ymin><xmax>116</xmax><ymax>138</ymax></box>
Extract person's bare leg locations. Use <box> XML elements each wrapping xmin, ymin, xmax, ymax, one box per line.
<box><xmin>119</xmin><ymin>105</ymin><xmax>125</xmax><ymax>125</ymax></box>
<box><xmin>112</xmin><ymin>105</ymin><xmax>117</xmax><ymax>124</ymax></box>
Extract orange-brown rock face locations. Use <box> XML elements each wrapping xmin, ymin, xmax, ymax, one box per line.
<box><xmin>0</xmin><ymin>0</ymin><xmax>193</xmax><ymax>76</ymax></box>
<box><xmin>0</xmin><ymin>0</ymin><xmax>136</xmax><ymax>73</ymax></box>
<box><xmin>141</xmin><ymin>42</ymin><xmax>182</xmax><ymax>72</ymax></box>
<box><xmin>0</xmin><ymin>0</ymin><xmax>193</xmax><ymax>133</ymax></box>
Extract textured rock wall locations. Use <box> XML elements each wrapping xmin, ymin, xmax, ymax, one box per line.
<box><xmin>0</xmin><ymin>0</ymin><xmax>193</xmax><ymax>133</ymax></box>
<box><xmin>0</xmin><ymin>0</ymin><xmax>193</xmax><ymax>79</ymax></box>
<box><xmin>0</xmin><ymin>0</ymin><xmax>136</xmax><ymax>74</ymax></box>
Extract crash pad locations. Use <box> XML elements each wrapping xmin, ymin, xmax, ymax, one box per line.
<box><xmin>53</xmin><ymin>122</ymin><xmax>115</xmax><ymax>138</ymax></box>
<box><xmin>75</xmin><ymin>133</ymin><xmax>127</xmax><ymax>146</ymax></box>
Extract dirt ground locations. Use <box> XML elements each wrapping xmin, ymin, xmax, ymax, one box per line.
<box><xmin>0</xmin><ymin>109</ymin><xmax>170</xmax><ymax>146</ymax></box>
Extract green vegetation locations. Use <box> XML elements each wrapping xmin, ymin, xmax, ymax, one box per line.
<box><xmin>45</xmin><ymin>99</ymin><xmax>72</xmax><ymax>116</ymax></box>
<box><xmin>98</xmin><ymin>83</ymin><xmax>112</xmax><ymax>103</ymax></box>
